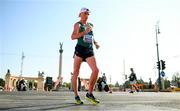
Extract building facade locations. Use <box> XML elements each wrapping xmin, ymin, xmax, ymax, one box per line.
<box><xmin>5</xmin><ymin>70</ymin><xmax>44</xmax><ymax>91</ymax></box>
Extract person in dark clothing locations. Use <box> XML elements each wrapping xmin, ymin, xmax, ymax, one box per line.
<box><xmin>149</xmin><ymin>78</ymin><xmax>152</xmax><ymax>89</ymax></box>
<box><xmin>78</xmin><ymin>77</ymin><xmax>81</xmax><ymax>91</ymax></box>
<box><xmin>129</xmin><ymin>68</ymin><xmax>139</xmax><ymax>93</ymax></box>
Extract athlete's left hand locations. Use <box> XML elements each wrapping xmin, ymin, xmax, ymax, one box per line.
<box><xmin>95</xmin><ymin>43</ymin><xmax>100</xmax><ymax>49</ymax></box>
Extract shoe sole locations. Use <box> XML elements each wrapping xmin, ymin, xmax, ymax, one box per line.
<box><xmin>75</xmin><ymin>100</ymin><xmax>83</xmax><ymax>105</ymax></box>
<box><xmin>75</xmin><ymin>102</ymin><xmax>83</xmax><ymax>105</ymax></box>
<box><xmin>86</xmin><ymin>97</ymin><xmax>99</xmax><ymax>105</ymax></box>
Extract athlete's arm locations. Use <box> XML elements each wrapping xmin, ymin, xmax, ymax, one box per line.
<box><xmin>71</xmin><ymin>23</ymin><xmax>91</xmax><ymax>40</ymax></box>
<box><xmin>93</xmin><ymin>39</ymin><xmax>100</xmax><ymax>49</ymax></box>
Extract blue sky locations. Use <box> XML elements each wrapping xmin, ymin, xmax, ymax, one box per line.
<box><xmin>1</xmin><ymin>0</ymin><xmax>180</xmax><ymax>84</ymax></box>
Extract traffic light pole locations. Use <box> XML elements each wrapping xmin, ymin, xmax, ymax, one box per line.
<box><xmin>155</xmin><ymin>22</ymin><xmax>162</xmax><ymax>91</ymax></box>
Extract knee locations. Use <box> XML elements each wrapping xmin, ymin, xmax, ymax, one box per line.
<box><xmin>72</xmin><ymin>74</ymin><xmax>78</xmax><ymax>80</ymax></box>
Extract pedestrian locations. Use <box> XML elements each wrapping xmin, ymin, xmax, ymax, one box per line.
<box><xmin>129</xmin><ymin>68</ymin><xmax>139</xmax><ymax>93</ymax></box>
<box><xmin>97</xmin><ymin>77</ymin><xmax>103</xmax><ymax>91</ymax></box>
<box><xmin>78</xmin><ymin>77</ymin><xmax>81</xmax><ymax>91</ymax></box>
<box><xmin>16</xmin><ymin>79</ymin><xmax>20</xmax><ymax>91</ymax></box>
<box><xmin>102</xmin><ymin>73</ymin><xmax>107</xmax><ymax>83</ymax></box>
<box><xmin>71</xmin><ymin>7</ymin><xmax>100</xmax><ymax>105</ymax></box>
<box><xmin>149</xmin><ymin>78</ymin><xmax>152</xmax><ymax>89</ymax></box>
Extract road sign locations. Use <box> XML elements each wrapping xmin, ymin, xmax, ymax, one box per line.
<box><xmin>160</xmin><ymin>71</ymin><xmax>165</xmax><ymax>77</ymax></box>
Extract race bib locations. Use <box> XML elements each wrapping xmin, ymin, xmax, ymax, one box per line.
<box><xmin>83</xmin><ymin>34</ymin><xmax>93</xmax><ymax>43</ymax></box>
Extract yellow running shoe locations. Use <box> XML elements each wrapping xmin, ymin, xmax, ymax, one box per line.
<box><xmin>86</xmin><ymin>93</ymin><xmax>100</xmax><ymax>105</ymax></box>
<box><xmin>75</xmin><ymin>96</ymin><xmax>83</xmax><ymax>105</ymax></box>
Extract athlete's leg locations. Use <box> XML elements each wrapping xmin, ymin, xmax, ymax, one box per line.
<box><xmin>133</xmin><ymin>84</ymin><xmax>139</xmax><ymax>91</ymax></box>
<box><xmin>129</xmin><ymin>83</ymin><xmax>134</xmax><ymax>93</ymax></box>
<box><xmin>72</xmin><ymin>55</ymin><xmax>82</xmax><ymax>96</ymax></box>
<box><xmin>86</xmin><ymin>56</ymin><xmax>99</xmax><ymax>93</ymax></box>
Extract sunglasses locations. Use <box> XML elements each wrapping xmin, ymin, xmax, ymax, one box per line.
<box><xmin>84</xmin><ymin>12</ymin><xmax>89</xmax><ymax>15</ymax></box>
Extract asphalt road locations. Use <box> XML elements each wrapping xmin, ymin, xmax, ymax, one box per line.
<box><xmin>0</xmin><ymin>91</ymin><xmax>180</xmax><ymax>111</ymax></box>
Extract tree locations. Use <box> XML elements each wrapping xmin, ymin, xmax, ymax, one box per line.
<box><xmin>115</xmin><ymin>81</ymin><xmax>120</xmax><ymax>87</ymax></box>
<box><xmin>123</xmin><ymin>80</ymin><xmax>130</xmax><ymax>88</ymax></box>
<box><xmin>137</xmin><ymin>77</ymin><xmax>148</xmax><ymax>85</ymax></box>
<box><xmin>164</xmin><ymin>78</ymin><xmax>170</xmax><ymax>89</ymax></box>
<box><xmin>171</xmin><ymin>72</ymin><xmax>180</xmax><ymax>88</ymax></box>
<box><xmin>0</xmin><ymin>78</ymin><xmax>5</xmax><ymax>87</ymax></box>
<box><xmin>137</xmin><ymin>77</ymin><xmax>145</xmax><ymax>84</ymax></box>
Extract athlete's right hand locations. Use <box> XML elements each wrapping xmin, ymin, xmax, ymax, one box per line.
<box><xmin>85</xmin><ymin>27</ymin><xmax>91</xmax><ymax>34</ymax></box>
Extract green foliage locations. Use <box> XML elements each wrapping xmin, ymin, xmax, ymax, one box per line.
<box><xmin>0</xmin><ymin>78</ymin><xmax>5</xmax><ymax>87</ymax></box>
<box><xmin>164</xmin><ymin>78</ymin><xmax>171</xmax><ymax>89</ymax></box>
<box><xmin>115</xmin><ymin>81</ymin><xmax>120</xmax><ymax>87</ymax></box>
<box><xmin>171</xmin><ymin>72</ymin><xmax>180</xmax><ymax>88</ymax></box>
<box><xmin>123</xmin><ymin>80</ymin><xmax>130</xmax><ymax>88</ymax></box>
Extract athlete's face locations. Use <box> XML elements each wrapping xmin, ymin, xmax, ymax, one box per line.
<box><xmin>80</xmin><ymin>12</ymin><xmax>89</xmax><ymax>20</ymax></box>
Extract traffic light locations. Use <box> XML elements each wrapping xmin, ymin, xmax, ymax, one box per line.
<box><xmin>157</xmin><ymin>61</ymin><xmax>161</xmax><ymax>70</ymax></box>
<box><xmin>161</xmin><ymin>60</ymin><xmax>166</xmax><ymax>70</ymax></box>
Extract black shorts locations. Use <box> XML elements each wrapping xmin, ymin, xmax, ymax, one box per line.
<box><xmin>74</xmin><ymin>44</ymin><xmax>94</xmax><ymax>62</ymax></box>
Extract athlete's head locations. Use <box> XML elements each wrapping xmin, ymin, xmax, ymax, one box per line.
<box><xmin>79</xmin><ymin>7</ymin><xmax>90</xmax><ymax>20</ymax></box>
<box><xmin>130</xmin><ymin>68</ymin><xmax>134</xmax><ymax>72</ymax></box>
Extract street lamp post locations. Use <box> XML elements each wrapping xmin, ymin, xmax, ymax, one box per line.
<box><xmin>20</xmin><ymin>52</ymin><xmax>25</xmax><ymax>77</ymax></box>
<box><xmin>59</xmin><ymin>42</ymin><xmax>63</xmax><ymax>81</ymax></box>
<box><xmin>155</xmin><ymin>21</ymin><xmax>162</xmax><ymax>91</ymax></box>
